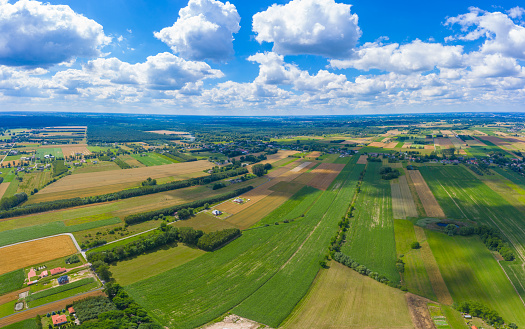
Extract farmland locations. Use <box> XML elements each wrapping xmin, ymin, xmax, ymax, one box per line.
<box><xmin>342</xmin><ymin>161</ymin><xmax>399</xmax><ymax>282</ymax></box>
<box><xmin>391</xmin><ymin>176</ymin><xmax>418</xmax><ymax>219</ymax></box>
<box><xmin>407</xmin><ymin>170</ymin><xmax>445</xmax><ymax>218</ymax></box>
<box><xmin>130</xmin><ymin>152</ymin><xmax>177</xmax><ymax>166</ymax></box>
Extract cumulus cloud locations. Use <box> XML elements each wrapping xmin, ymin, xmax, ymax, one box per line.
<box><xmin>0</xmin><ymin>0</ymin><xmax>111</xmax><ymax>67</ymax></box>
<box><xmin>154</xmin><ymin>0</ymin><xmax>240</xmax><ymax>61</ymax></box>
<box><xmin>330</xmin><ymin>40</ymin><xmax>464</xmax><ymax>74</ymax></box>
<box><xmin>252</xmin><ymin>0</ymin><xmax>361</xmax><ymax>58</ymax></box>
<box><xmin>445</xmin><ymin>7</ymin><xmax>525</xmax><ymax>59</ymax></box>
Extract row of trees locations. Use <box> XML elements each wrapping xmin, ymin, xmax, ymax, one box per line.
<box><xmin>0</xmin><ymin>168</ymin><xmax>249</xmax><ymax>219</ymax></box>
<box><xmin>455</xmin><ymin>301</ymin><xmax>506</xmax><ymax>327</ymax></box>
<box><xmin>0</xmin><ymin>192</ymin><xmax>27</xmax><ymax>211</ymax></box>
<box><xmin>333</xmin><ymin>252</ymin><xmax>399</xmax><ymax>288</ymax></box>
<box><xmin>124</xmin><ymin>186</ymin><xmax>253</xmax><ymax>225</ymax></box>
<box><xmin>453</xmin><ymin>225</ymin><xmax>515</xmax><ymax>261</ymax></box>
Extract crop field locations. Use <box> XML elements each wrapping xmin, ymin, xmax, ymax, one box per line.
<box><xmin>305</xmin><ymin>163</ymin><xmax>345</xmax><ymax>190</ymax></box>
<box><xmin>69</xmin><ymin>160</ymin><xmax>121</xmax><ymax>175</ymax></box>
<box><xmin>393</xmin><ymin>220</ymin><xmax>436</xmax><ymax>300</ymax></box>
<box><xmin>281</xmin><ymin>261</ymin><xmax>414</xmax><ymax>329</ymax></box>
<box><xmin>0</xmin><ymin>269</ymin><xmax>25</xmax><ymax>295</ymax></box>
<box><xmin>35</xmin><ymin>147</ymin><xmax>63</xmax><ymax>159</ymax></box>
<box><xmin>434</xmin><ymin>138</ymin><xmax>453</xmax><ymax>148</ymax></box>
<box><xmin>125</xmin><ymin>157</ymin><xmax>360</xmax><ymax>329</ymax></box>
<box><xmin>391</xmin><ymin>176</ymin><xmax>417</xmax><ymax>219</ymax></box>
<box><xmin>357</xmin><ymin>154</ymin><xmax>368</xmax><ymax>164</ymax></box>
<box><xmin>0</xmin><ymin>182</ymin><xmax>9</xmax><ymax>199</ymax></box>
<box><xmin>384</xmin><ymin>142</ymin><xmax>398</xmax><ymax>148</ymax></box>
<box><xmin>0</xmin><ymin>235</ymin><xmax>77</xmax><ymax>275</ymax></box>
<box><xmin>130</xmin><ymin>153</ymin><xmax>177</xmax><ymax>166</ymax></box>
<box><xmin>427</xmin><ymin>231</ymin><xmax>525</xmax><ymax>326</ymax></box>
<box><xmin>36</xmin><ymin>160</ymin><xmax>211</xmax><ymax>196</ymax></box>
<box><xmin>342</xmin><ymin>161</ymin><xmax>399</xmax><ymax>282</ymax></box>
<box><xmin>61</xmin><ymin>145</ymin><xmax>91</xmax><ymax>157</ymax></box>
<box><xmin>407</xmin><ymin>171</ymin><xmax>445</xmax><ymax>218</ymax></box>
<box><xmin>305</xmin><ymin>151</ymin><xmax>321</xmax><ymax>159</ymax></box>
<box><xmin>18</xmin><ymin>170</ymin><xmax>52</xmax><ymax>195</ymax></box>
<box><xmin>171</xmin><ymin>212</ymin><xmax>238</xmax><ymax>232</ymax></box>
<box><xmin>111</xmin><ymin>244</ymin><xmax>205</xmax><ymax>286</ymax></box>
<box><xmin>1</xmin><ymin>319</ymin><xmax>37</xmax><ymax>329</ymax></box>
<box><xmin>118</xmin><ymin>154</ymin><xmax>145</xmax><ymax>167</ymax></box>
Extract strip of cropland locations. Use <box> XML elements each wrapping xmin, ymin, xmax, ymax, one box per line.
<box><xmin>407</xmin><ymin>170</ymin><xmax>445</xmax><ymax>218</ymax></box>
<box><xmin>427</xmin><ymin>230</ymin><xmax>525</xmax><ymax>326</ymax></box>
<box><xmin>124</xmin><ymin>156</ymin><xmax>361</xmax><ymax>329</ymax></box>
<box><xmin>342</xmin><ymin>161</ymin><xmax>399</xmax><ymax>282</ymax></box>
<box><xmin>391</xmin><ymin>176</ymin><xmax>417</xmax><ymax>219</ymax></box>
<box><xmin>281</xmin><ymin>261</ymin><xmax>414</xmax><ymax>329</ymax></box>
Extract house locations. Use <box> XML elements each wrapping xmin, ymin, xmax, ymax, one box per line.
<box><xmin>233</xmin><ymin>198</ymin><xmax>243</xmax><ymax>204</ymax></box>
<box><xmin>52</xmin><ymin>314</ymin><xmax>68</xmax><ymax>326</ymax></box>
<box><xmin>57</xmin><ymin>275</ymin><xmax>69</xmax><ymax>284</ymax></box>
<box><xmin>212</xmin><ymin>210</ymin><xmax>222</xmax><ymax>216</ymax></box>
<box><xmin>464</xmin><ymin>314</ymin><xmax>472</xmax><ymax>319</ymax></box>
<box><xmin>50</xmin><ymin>267</ymin><xmax>66</xmax><ymax>276</ymax></box>
<box><xmin>68</xmin><ymin>307</ymin><xmax>75</xmax><ymax>314</ymax></box>
<box><xmin>39</xmin><ymin>270</ymin><xmax>48</xmax><ymax>278</ymax></box>
<box><xmin>471</xmin><ymin>326</ymin><xmax>477</xmax><ymax>329</ymax></box>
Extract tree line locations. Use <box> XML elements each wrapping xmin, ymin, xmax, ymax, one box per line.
<box><xmin>0</xmin><ymin>192</ymin><xmax>27</xmax><ymax>211</ymax></box>
<box><xmin>454</xmin><ymin>224</ymin><xmax>515</xmax><ymax>261</ymax></box>
<box><xmin>455</xmin><ymin>301</ymin><xmax>507</xmax><ymax>327</ymax></box>
<box><xmin>124</xmin><ymin>186</ymin><xmax>253</xmax><ymax>225</ymax></box>
<box><xmin>333</xmin><ymin>252</ymin><xmax>400</xmax><ymax>288</ymax></box>
<box><xmin>0</xmin><ymin>168</ymin><xmax>249</xmax><ymax>219</ymax></box>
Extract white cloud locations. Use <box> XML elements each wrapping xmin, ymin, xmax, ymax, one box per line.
<box><xmin>0</xmin><ymin>0</ymin><xmax>111</xmax><ymax>67</ymax></box>
<box><xmin>468</xmin><ymin>53</ymin><xmax>523</xmax><ymax>78</ymax></box>
<box><xmin>330</xmin><ymin>40</ymin><xmax>464</xmax><ymax>74</ymax></box>
<box><xmin>445</xmin><ymin>7</ymin><xmax>525</xmax><ymax>59</ymax></box>
<box><xmin>154</xmin><ymin>0</ymin><xmax>240</xmax><ymax>61</ymax></box>
<box><xmin>252</xmin><ymin>0</ymin><xmax>361</xmax><ymax>58</ymax></box>
<box><xmin>508</xmin><ymin>7</ymin><xmax>525</xmax><ymax>19</ymax></box>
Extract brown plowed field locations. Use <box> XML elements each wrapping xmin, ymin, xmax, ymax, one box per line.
<box><xmin>384</xmin><ymin>142</ymin><xmax>398</xmax><ymax>149</ymax></box>
<box><xmin>479</xmin><ymin>136</ymin><xmax>522</xmax><ymax>158</ymax></box>
<box><xmin>306</xmin><ymin>163</ymin><xmax>345</xmax><ymax>190</ymax></box>
<box><xmin>357</xmin><ymin>155</ymin><xmax>368</xmax><ymax>164</ymax></box>
<box><xmin>424</xmin><ymin>145</ymin><xmax>435</xmax><ymax>150</ymax></box>
<box><xmin>0</xmin><ymin>290</ymin><xmax>105</xmax><ymax>327</ymax></box>
<box><xmin>0</xmin><ymin>287</ymin><xmax>30</xmax><ymax>305</ymax></box>
<box><xmin>61</xmin><ymin>145</ymin><xmax>91</xmax><ymax>157</ymax></box>
<box><xmin>37</xmin><ymin>160</ymin><xmax>212</xmax><ymax>196</ymax></box>
<box><xmin>407</xmin><ymin>171</ymin><xmax>445</xmax><ymax>218</ymax></box>
<box><xmin>0</xmin><ymin>235</ymin><xmax>77</xmax><ymax>275</ymax></box>
<box><xmin>368</xmin><ymin>142</ymin><xmax>386</xmax><ymax>147</ymax></box>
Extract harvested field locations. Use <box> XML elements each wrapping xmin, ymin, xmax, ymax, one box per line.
<box><xmin>391</xmin><ymin>176</ymin><xmax>417</xmax><ymax>219</ymax></box>
<box><xmin>402</xmin><ymin>143</ymin><xmax>412</xmax><ymax>148</ymax></box>
<box><xmin>282</xmin><ymin>261</ymin><xmax>413</xmax><ymax>329</ymax></box>
<box><xmin>28</xmin><ymin>181</ymin><xmax>138</xmax><ymax>204</ymax></box>
<box><xmin>473</xmin><ymin>130</ymin><xmax>488</xmax><ymax>136</ymax></box>
<box><xmin>357</xmin><ymin>155</ymin><xmax>368</xmax><ymax>164</ymax></box>
<box><xmin>408</xmin><ymin>171</ymin><xmax>445</xmax><ymax>218</ymax></box>
<box><xmin>61</xmin><ymin>145</ymin><xmax>91</xmax><ymax>157</ymax></box>
<box><xmin>414</xmin><ymin>227</ymin><xmax>453</xmax><ymax>305</ymax></box>
<box><xmin>290</xmin><ymin>161</ymin><xmax>312</xmax><ymax>172</ymax></box>
<box><xmin>478</xmin><ymin>136</ymin><xmax>522</xmax><ymax>157</ymax></box>
<box><xmin>305</xmin><ymin>151</ymin><xmax>321</xmax><ymax>159</ymax></box>
<box><xmin>171</xmin><ymin>213</ymin><xmax>238</xmax><ymax>232</ymax></box>
<box><xmin>467</xmin><ymin>136</ymin><xmax>487</xmax><ymax>146</ymax></box>
<box><xmin>424</xmin><ymin>145</ymin><xmax>434</xmax><ymax>150</ymax></box>
<box><xmin>0</xmin><ymin>183</ymin><xmax>9</xmax><ymax>200</ymax></box>
<box><xmin>225</xmin><ymin>191</ymin><xmax>291</xmax><ymax>229</ymax></box>
<box><xmin>306</xmin><ymin>163</ymin><xmax>346</xmax><ymax>190</ymax></box>
<box><xmin>37</xmin><ymin>160</ymin><xmax>211</xmax><ymax>196</ymax></box>
<box><xmin>254</xmin><ymin>150</ymin><xmax>299</xmax><ymax>167</ymax></box>
<box><xmin>0</xmin><ymin>287</ymin><xmax>29</xmax><ymax>306</ymax></box>
<box><xmin>434</xmin><ymin>138</ymin><xmax>454</xmax><ymax>148</ymax></box>
<box><xmin>0</xmin><ymin>289</ymin><xmax>105</xmax><ymax>328</ymax></box>
<box><xmin>204</xmin><ymin>315</ymin><xmax>269</xmax><ymax>329</ymax></box>
<box><xmin>0</xmin><ymin>235</ymin><xmax>77</xmax><ymax>275</ymax></box>
<box><xmin>384</xmin><ymin>142</ymin><xmax>398</xmax><ymax>149</ymax></box>
<box><xmin>368</xmin><ymin>142</ymin><xmax>386</xmax><ymax>147</ymax></box>
<box><xmin>440</xmin><ymin>130</ymin><xmax>454</xmax><ymax>136</ymax></box>
<box><xmin>448</xmin><ymin>136</ymin><xmax>467</xmax><ymax>149</ymax></box>
<box><xmin>118</xmin><ymin>154</ymin><xmax>145</xmax><ymax>167</ymax></box>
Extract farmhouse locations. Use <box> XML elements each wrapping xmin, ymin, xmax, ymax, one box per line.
<box><xmin>58</xmin><ymin>275</ymin><xmax>69</xmax><ymax>284</ymax></box>
<box><xmin>52</xmin><ymin>314</ymin><xmax>68</xmax><ymax>326</ymax></box>
<box><xmin>50</xmin><ymin>267</ymin><xmax>66</xmax><ymax>276</ymax></box>
<box><xmin>212</xmin><ymin>210</ymin><xmax>222</xmax><ymax>216</ymax></box>
<box><xmin>39</xmin><ymin>270</ymin><xmax>48</xmax><ymax>278</ymax></box>
<box><xmin>233</xmin><ymin>198</ymin><xmax>243</xmax><ymax>204</ymax></box>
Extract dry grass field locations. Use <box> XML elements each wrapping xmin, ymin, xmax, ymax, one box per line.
<box><xmin>37</xmin><ymin>160</ymin><xmax>211</xmax><ymax>196</ymax></box>
<box><xmin>440</xmin><ymin>130</ymin><xmax>454</xmax><ymax>136</ymax></box>
<box><xmin>357</xmin><ymin>155</ymin><xmax>368</xmax><ymax>164</ymax></box>
<box><xmin>28</xmin><ymin>182</ymin><xmax>139</xmax><ymax>204</ymax></box>
<box><xmin>0</xmin><ymin>235</ymin><xmax>77</xmax><ymax>275</ymax></box>
<box><xmin>407</xmin><ymin>171</ymin><xmax>445</xmax><ymax>218</ymax></box>
<box><xmin>61</xmin><ymin>145</ymin><xmax>91</xmax><ymax>157</ymax></box>
<box><xmin>119</xmin><ymin>154</ymin><xmax>145</xmax><ymax>167</ymax></box>
<box><xmin>414</xmin><ymin>227</ymin><xmax>453</xmax><ymax>305</ymax></box>
<box><xmin>391</xmin><ymin>176</ymin><xmax>417</xmax><ymax>219</ymax></box>
<box><xmin>368</xmin><ymin>142</ymin><xmax>386</xmax><ymax>147</ymax></box>
<box><xmin>225</xmin><ymin>191</ymin><xmax>291</xmax><ymax>229</ymax></box>
<box><xmin>467</xmin><ymin>136</ymin><xmax>487</xmax><ymax>146</ymax></box>
<box><xmin>424</xmin><ymin>145</ymin><xmax>435</xmax><ymax>150</ymax></box>
<box><xmin>473</xmin><ymin>130</ymin><xmax>488</xmax><ymax>136</ymax></box>
<box><xmin>434</xmin><ymin>138</ymin><xmax>453</xmax><ymax>148</ymax></box>
<box><xmin>0</xmin><ymin>183</ymin><xmax>9</xmax><ymax>200</ymax></box>
<box><xmin>172</xmin><ymin>213</ymin><xmax>238</xmax><ymax>232</ymax></box>
<box><xmin>402</xmin><ymin>143</ymin><xmax>412</xmax><ymax>148</ymax></box>
<box><xmin>305</xmin><ymin>151</ymin><xmax>321</xmax><ymax>159</ymax></box>
<box><xmin>306</xmin><ymin>163</ymin><xmax>345</xmax><ymax>190</ymax></box>
<box><xmin>384</xmin><ymin>142</ymin><xmax>398</xmax><ymax>149</ymax></box>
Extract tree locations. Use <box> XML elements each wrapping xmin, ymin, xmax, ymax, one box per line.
<box><xmin>445</xmin><ymin>224</ymin><xmax>457</xmax><ymax>236</ymax></box>
<box><xmin>252</xmin><ymin>164</ymin><xmax>266</xmax><ymax>177</ymax></box>
<box><xmin>92</xmin><ymin>260</ymin><xmax>112</xmax><ymax>282</ymax></box>
<box><xmin>410</xmin><ymin>241</ymin><xmax>420</xmax><ymax>249</ymax></box>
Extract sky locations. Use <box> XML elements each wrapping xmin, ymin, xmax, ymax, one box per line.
<box><xmin>0</xmin><ymin>0</ymin><xmax>525</xmax><ymax>115</ymax></box>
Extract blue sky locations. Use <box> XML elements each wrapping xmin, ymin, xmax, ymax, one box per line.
<box><xmin>0</xmin><ymin>0</ymin><xmax>524</xmax><ymax>115</ymax></box>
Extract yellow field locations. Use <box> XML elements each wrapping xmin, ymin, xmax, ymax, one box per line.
<box><xmin>368</xmin><ymin>142</ymin><xmax>386</xmax><ymax>147</ymax></box>
<box><xmin>0</xmin><ymin>235</ymin><xmax>77</xmax><ymax>275</ymax></box>
<box><xmin>37</xmin><ymin>160</ymin><xmax>212</xmax><ymax>196</ymax></box>
<box><xmin>61</xmin><ymin>145</ymin><xmax>91</xmax><ymax>157</ymax></box>
<box><xmin>0</xmin><ymin>183</ymin><xmax>9</xmax><ymax>200</ymax></box>
<box><xmin>225</xmin><ymin>191</ymin><xmax>291</xmax><ymax>229</ymax></box>
<box><xmin>384</xmin><ymin>142</ymin><xmax>398</xmax><ymax>149</ymax></box>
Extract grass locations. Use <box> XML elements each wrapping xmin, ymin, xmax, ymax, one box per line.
<box><xmin>0</xmin><ymin>269</ymin><xmax>25</xmax><ymax>295</ymax></box>
<box><xmin>2</xmin><ymin>319</ymin><xmax>38</xmax><ymax>329</ymax></box>
<box><xmin>18</xmin><ymin>170</ymin><xmax>53</xmax><ymax>195</ymax></box>
<box><xmin>124</xmin><ymin>156</ymin><xmax>360</xmax><ymax>329</ymax></box>
<box><xmin>27</xmin><ymin>281</ymin><xmax>99</xmax><ymax>308</ymax></box>
<box><xmin>342</xmin><ymin>161</ymin><xmax>400</xmax><ymax>282</ymax></box>
<box><xmin>394</xmin><ymin>219</ymin><xmax>436</xmax><ymax>300</ymax></box>
<box><xmin>0</xmin><ymin>217</ymin><xmax>121</xmax><ymax>247</ymax></box>
<box><xmin>2</xmin><ymin>178</ymin><xmax>19</xmax><ymax>199</ymax></box>
<box><xmin>427</xmin><ymin>230</ymin><xmax>525</xmax><ymax>326</ymax></box>
<box><xmin>111</xmin><ymin>244</ymin><xmax>205</xmax><ymax>286</ymax></box>
<box><xmin>131</xmin><ymin>153</ymin><xmax>176</xmax><ymax>166</ymax></box>
<box><xmin>281</xmin><ymin>261</ymin><xmax>413</xmax><ymax>329</ymax></box>
<box><xmin>35</xmin><ymin>148</ymin><xmax>63</xmax><ymax>159</ymax></box>
<box><xmin>171</xmin><ymin>213</ymin><xmax>238</xmax><ymax>232</ymax></box>
<box><xmin>29</xmin><ymin>278</ymin><xmax>95</xmax><ymax>302</ymax></box>
<box><xmin>0</xmin><ymin>300</ymin><xmax>16</xmax><ymax>318</ymax></box>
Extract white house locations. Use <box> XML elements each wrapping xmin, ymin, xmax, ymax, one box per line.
<box><xmin>212</xmin><ymin>210</ymin><xmax>222</xmax><ymax>216</ymax></box>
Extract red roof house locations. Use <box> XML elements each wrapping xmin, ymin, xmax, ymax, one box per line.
<box><xmin>50</xmin><ymin>267</ymin><xmax>66</xmax><ymax>276</ymax></box>
<box><xmin>68</xmin><ymin>307</ymin><xmax>75</xmax><ymax>314</ymax></box>
<box><xmin>52</xmin><ymin>314</ymin><xmax>67</xmax><ymax>326</ymax></box>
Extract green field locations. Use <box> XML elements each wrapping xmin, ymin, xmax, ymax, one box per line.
<box><xmin>0</xmin><ymin>269</ymin><xmax>25</xmax><ymax>295</ymax></box>
<box><xmin>131</xmin><ymin>153</ymin><xmax>177</xmax><ymax>166</ymax></box>
<box><xmin>394</xmin><ymin>219</ymin><xmax>436</xmax><ymax>300</ymax></box>
<box><xmin>28</xmin><ymin>282</ymin><xmax>100</xmax><ymax>308</ymax></box>
<box><xmin>2</xmin><ymin>319</ymin><xmax>38</xmax><ymax>329</ymax></box>
<box><xmin>35</xmin><ymin>148</ymin><xmax>63</xmax><ymax>159</ymax></box>
<box><xmin>125</xmin><ymin>156</ymin><xmax>360</xmax><ymax>329</ymax></box>
<box><xmin>427</xmin><ymin>230</ymin><xmax>525</xmax><ymax>326</ymax></box>
<box><xmin>0</xmin><ymin>300</ymin><xmax>16</xmax><ymax>318</ymax></box>
<box><xmin>111</xmin><ymin>244</ymin><xmax>205</xmax><ymax>285</ymax></box>
<box><xmin>342</xmin><ymin>161</ymin><xmax>399</xmax><ymax>282</ymax></box>
<box><xmin>281</xmin><ymin>261</ymin><xmax>413</xmax><ymax>329</ymax></box>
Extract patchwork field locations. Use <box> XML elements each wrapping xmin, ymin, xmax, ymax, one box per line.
<box><xmin>306</xmin><ymin>163</ymin><xmax>345</xmax><ymax>190</ymax></box>
<box><xmin>61</xmin><ymin>145</ymin><xmax>91</xmax><ymax>157</ymax></box>
<box><xmin>118</xmin><ymin>154</ymin><xmax>145</xmax><ymax>167</ymax></box>
<box><xmin>0</xmin><ymin>235</ymin><xmax>77</xmax><ymax>275</ymax></box>
<box><xmin>281</xmin><ymin>261</ymin><xmax>414</xmax><ymax>329</ymax></box>
<box><xmin>342</xmin><ymin>161</ymin><xmax>399</xmax><ymax>281</ymax></box>
<box><xmin>111</xmin><ymin>244</ymin><xmax>205</xmax><ymax>286</ymax></box>
<box><xmin>427</xmin><ymin>231</ymin><xmax>525</xmax><ymax>326</ymax></box>
<box><xmin>357</xmin><ymin>155</ymin><xmax>368</xmax><ymax>164</ymax></box>
<box><xmin>391</xmin><ymin>176</ymin><xmax>417</xmax><ymax>219</ymax></box>
<box><xmin>407</xmin><ymin>171</ymin><xmax>445</xmax><ymax>218</ymax></box>
<box><xmin>36</xmin><ymin>160</ymin><xmax>212</xmax><ymax>196</ymax></box>
<box><xmin>384</xmin><ymin>142</ymin><xmax>398</xmax><ymax>148</ymax></box>
<box><xmin>131</xmin><ymin>153</ymin><xmax>176</xmax><ymax>166</ymax></box>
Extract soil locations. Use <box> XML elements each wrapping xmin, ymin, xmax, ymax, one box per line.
<box><xmin>202</xmin><ymin>314</ymin><xmax>271</xmax><ymax>329</ymax></box>
<box><xmin>405</xmin><ymin>293</ymin><xmax>436</xmax><ymax>329</ymax></box>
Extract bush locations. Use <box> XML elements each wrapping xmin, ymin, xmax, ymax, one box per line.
<box><xmin>197</xmin><ymin>228</ymin><xmax>241</xmax><ymax>251</ymax></box>
<box><xmin>410</xmin><ymin>241</ymin><xmax>420</xmax><ymax>249</ymax></box>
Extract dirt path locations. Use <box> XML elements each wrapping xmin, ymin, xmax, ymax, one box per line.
<box><xmin>202</xmin><ymin>314</ymin><xmax>271</xmax><ymax>329</ymax></box>
<box><xmin>405</xmin><ymin>293</ymin><xmax>436</xmax><ymax>329</ymax></box>
<box><xmin>0</xmin><ymin>289</ymin><xmax>105</xmax><ymax>327</ymax></box>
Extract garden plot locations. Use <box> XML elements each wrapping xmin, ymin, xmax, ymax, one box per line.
<box><xmin>0</xmin><ymin>235</ymin><xmax>77</xmax><ymax>275</ymax></box>
<box><xmin>407</xmin><ymin>171</ymin><xmax>445</xmax><ymax>218</ymax></box>
<box><xmin>391</xmin><ymin>176</ymin><xmax>418</xmax><ymax>219</ymax></box>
